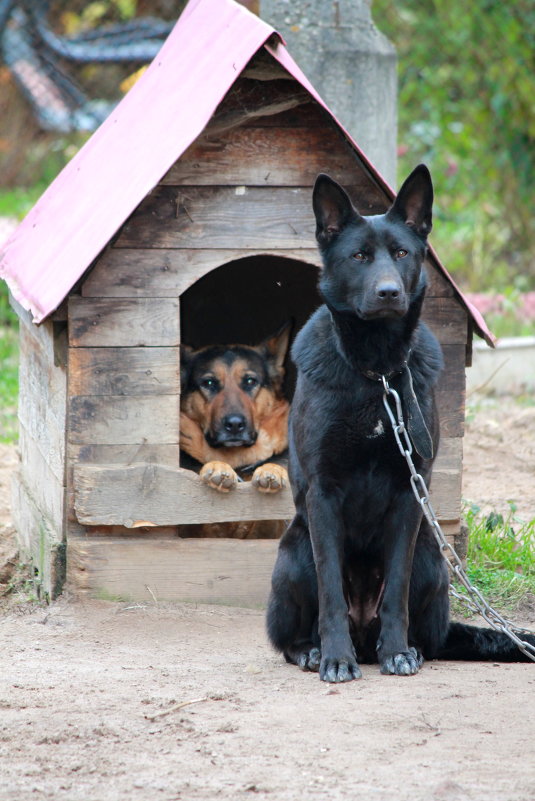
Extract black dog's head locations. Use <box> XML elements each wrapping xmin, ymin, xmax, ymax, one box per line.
<box><xmin>313</xmin><ymin>164</ymin><xmax>433</xmax><ymax>320</ymax></box>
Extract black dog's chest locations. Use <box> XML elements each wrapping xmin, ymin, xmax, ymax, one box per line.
<box><xmin>324</xmin><ymin>390</ymin><xmax>395</xmax><ymax>461</ymax></box>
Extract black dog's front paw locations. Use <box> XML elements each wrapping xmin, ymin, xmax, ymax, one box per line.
<box><xmin>380</xmin><ymin>647</ymin><xmax>423</xmax><ymax>676</ymax></box>
<box><xmin>320</xmin><ymin>652</ymin><xmax>362</xmax><ymax>683</ymax></box>
<box><xmin>297</xmin><ymin>647</ymin><xmax>321</xmax><ymax>672</ymax></box>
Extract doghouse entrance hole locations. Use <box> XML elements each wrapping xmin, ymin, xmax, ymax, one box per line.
<box><xmin>178</xmin><ymin>255</ymin><xmax>321</xmax><ymax>538</ymax></box>
<box><xmin>180</xmin><ymin>255</ymin><xmax>321</xmax><ymax>397</ymax></box>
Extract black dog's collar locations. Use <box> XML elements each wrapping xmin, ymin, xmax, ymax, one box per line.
<box><xmin>361</xmin><ymin>356</ymin><xmax>434</xmax><ymax>460</ymax></box>
<box><xmin>360</xmin><ymin>348</ymin><xmax>412</xmax><ymax>383</ymax></box>
<box><xmin>361</xmin><ymin>365</ymin><xmax>406</xmax><ymax>382</ymax></box>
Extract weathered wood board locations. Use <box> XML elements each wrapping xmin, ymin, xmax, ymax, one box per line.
<box><xmin>67</xmin><ymin>536</ymin><xmax>279</xmax><ymax>606</ymax></box>
<box><xmin>83</xmin><ymin>248</ymin><xmax>454</xmax><ymax>299</ymax></box>
<box><xmin>115</xmin><ymin>186</ymin><xmax>317</xmax><ymax>250</ymax></box>
<box><xmin>73</xmin><ymin>443</ymin><xmax>461</xmax><ymax>528</ymax></box>
<box><xmin>68</xmin><ymin>347</ymin><xmax>179</xmax><ymax>396</ymax></box>
<box><xmin>163</xmin><ymin>124</ymin><xmax>372</xmax><ymax>188</ymax></box>
<box><xmin>74</xmin><ymin>463</ymin><xmax>294</xmax><ymax>526</ymax></box>
<box><xmin>68</xmin><ymin>396</ymin><xmax>179</xmax><ymax>446</ymax></box>
<box><xmin>68</xmin><ymin>297</ymin><xmax>180</xmax><ymax>347</ymax></box>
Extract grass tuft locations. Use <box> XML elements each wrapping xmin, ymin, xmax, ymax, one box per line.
<box><xmin>452</xmin><ymin>503</ymin><xmax>535</xmax><ymax>616</ymax></box>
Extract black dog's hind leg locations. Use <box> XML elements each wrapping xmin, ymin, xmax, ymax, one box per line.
<box><xmin>267</xmin><ymin>515</ymin><xmax>321</xmax><ymax>672</ymax></box>
<box><xmin>377</xmin><ymin>492</ymin><xmax>425</xmax><ymax>676</ymax></box>
<box><xmin>407</xmin><ymin>520</ymin><xmax>451</xmax><ymax>660</ymax></box>
<box><xmin>306</xmin><ymin>484</ymin><xmax>361</xmax><ymax>682</ymax></box>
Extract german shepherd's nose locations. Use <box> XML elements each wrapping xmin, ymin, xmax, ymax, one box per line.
<box><xmin>222</xmin><ymin>414</ymin><xmax>247</xmax><ymax>435</ymax></box>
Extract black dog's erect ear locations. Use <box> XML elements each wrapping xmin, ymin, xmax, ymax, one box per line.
<box><xmin>313</xmin><ymin>174</ymin><xmax>361</xmax><ymax>247</ymax></box>
<box><xmin>387</xmin><ymin>164</ymin><xmax>433</xmax><ymax>238</ymax></box>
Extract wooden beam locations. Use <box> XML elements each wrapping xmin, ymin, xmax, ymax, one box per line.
<box><xmin>82</xmin><ymin>248</ymin><xmax>322</xmax><ymax>298</ymax></box>
<box><xmin>68</xmin><ymin>297</ymin><xmax>180</xmax><ymax>347</ymax></box>
<box><xmin>82</xmin><ymin>248</ymin><xmax>452</xmax><ymax>299</ymax></box>
<box><xmin>68</xmin><ymin>347</ymin><xmax>179</xmax><ymax>396</ymax></box>
<box><xmin>68</xmin><ymin>396</ymin><xmax>179</xmax><ymax>446</ymax></box>
<box><xmin>73</xmin><ymin>454</ymin><xmax>459</xmax><ymax>528</ymax></box>
<box><xmin>67</xmin><ymin>536</ymin><xmax>279</xmax><ymax>606</ymax></box>
<box><xmin>162</xmin><ymin>125</ymin><xmax>378</xmax><ymax>188</ymax></box>
<box><xmin>74</xmin><ymin>462</ymin><xmax>295</xmax><ymax>526</ymax></box>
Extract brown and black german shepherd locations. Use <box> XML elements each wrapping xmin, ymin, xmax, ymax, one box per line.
<box><xmin>179</xmin><ymin>327</ymin><xmax>290</xmax><ymax>536</ymax></box>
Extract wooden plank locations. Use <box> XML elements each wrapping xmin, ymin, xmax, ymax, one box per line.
<box><xmin>82</xmin><ymin>247</ymin><xmax>322</xmax><ymax>298</ymax></box>
<box><xmin>437</xmin><ymin>346</ymin><xmax>466</xmax><ymax>394</ymax></box>
<box><xmin>66</xmin><ymin>536</ymin><xmax>279</xmax><ymax>606</ymax></box>
<box><xmin>436</xmin><ymin>390</ymin><xmax>465</xmax><ymax>438</ymax></box>
<box><xmin>434</xmin><ymin>436</ymin><xmax>462</xmax><ymax>472</ymax></box>
<box><xmin>114</xmin><ymin>186</ymin><xmax>318</xmax><ymax>250</ymax></box>
<box><xmin>70</xmin><ymin>443</ymin><xmax>181</xmax><ymax>468</ymax></box>
<box><xmin>73</xmin><ymin>457</ymin><xmax>458</xmax><ymax>528</ymax></box>
<box><xmin>422</xmin><ymin>297</ymin><xmax>468</xmax><ymax>345</ymax></box>
<box><xmin>11</xmin><ymin>474</ymin><xmax>65</xmax><ymax>600</ymax></box>
<box><xmin>425</xmin><ymin>262</ymin><xmax>454</xmax><ymax>297</ymax></box>
<box><xmin>68</xmin><ymin>347</ymin><xmax>179</xmax><ymax>396</ymax></box>
<box><xmin>162</xmin><ymin>125</ymin><xmax>374</xmax><ymax>188</ymax></box>
<box><xmin>429</xmin><ymin>465</ymin><xmax>462</xmax><ymax>521</ymax></box>
<box><xmin>83</xmin><ymin>247</ymin><xmax>453</xmax><ymax>300</ymax></box>
<box><xmin>65</xmin><ymin>443</ymin><xmax>181</xmax><ymax>526</ymax></box>
<box><xmin>10</xmin><ymin>294</ymin><xmax>56</xmax><ymax>357</ymax></box>
<box><xmin>68</xmin><ymin>396</ymin><xmax>179</xmax><ymax>445</ymax></box>
<box><xmin>18</xmin><ymin>424</ymin><xmax>65</xmax><ymax>530</ymax></box>
<box><xmin>68</xmin><ymin>297</ymin><xmax>180</xmax><ymax>347</ymax></box>
<box><xmin>17</xmin><ymin>326</ymin><xmax>67</xmax><ymax>482</ymax></box>
<box><xmin>74</xmin><ymin>462</ymin><xmax>294</xmax><ymax>526</ymax></box>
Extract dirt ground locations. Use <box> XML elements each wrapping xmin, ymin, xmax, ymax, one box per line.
<box><xmin>0</xmin><ymin>394</ymin><xmax>534</xmax><ymax>801</ymax></box>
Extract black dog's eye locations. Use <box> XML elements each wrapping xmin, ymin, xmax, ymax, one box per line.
<box><xmin>353</xmin><ymin>251</ymin><xmax>366</xmax><ymax>262</ymax></box>
<box><xmin>395</xmin><ymin>248</ymin><xmax>408</xmax><ymax>259</ymax></box>
<box><xmin>242</xmin><ymin>375</ymin><xmax>259</xmax><ymax>391</ymax></box>
<box><xmin>200</xmin><ymin>376</ymin><xmax>219</xmax><ymax>392</ymax></box>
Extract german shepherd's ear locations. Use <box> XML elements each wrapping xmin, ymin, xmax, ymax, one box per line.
<box><xmin>180</xmin><ymin>344</ymin><xmax>194</xmax><ymax>386</ymax></box>
<box><xmin>387</xmin><ymin>164</ymin><xmax>433</xmax><ymax>238</ymax></box>
<box><xmin>257</xmin><ymin>323</ymin><xmax>291</xmax><ymax>381</ymax></box>
<box><xmin>313</xmin><ymin>174</ymin><xmax>362</xmax><ymax>247</ymax></box>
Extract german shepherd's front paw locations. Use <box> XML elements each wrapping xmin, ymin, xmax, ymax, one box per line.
<box><xmin>200</xmin><ymin>461</ymin><xmax>239</xmax><ymax>493</ymax></box>
<box><xmin>251</xmin><ymin>463</ymin><xmax>288</xmax><ymax>493</ymax></box>
<box><xmin>380</xmin><ymin>647</ymin><xmax>423</xmax><ymax>676</ymax></box>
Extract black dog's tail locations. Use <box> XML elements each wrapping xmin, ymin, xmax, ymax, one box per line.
<box><xmin>436</xmin><ymin>621</ymin><xmax>535</xmax><ymax>662</ymax></box>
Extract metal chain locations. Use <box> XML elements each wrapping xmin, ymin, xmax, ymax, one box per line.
<box><xmin>381</xmin><ymin>375</ymin><xmax>535</xmax><ymax>662</ymax></box>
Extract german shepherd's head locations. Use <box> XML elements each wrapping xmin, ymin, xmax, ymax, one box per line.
<box><xmin>180</xmin><ymin>326</ymin><xmax>290</xmax><ymax>469</ymax></box>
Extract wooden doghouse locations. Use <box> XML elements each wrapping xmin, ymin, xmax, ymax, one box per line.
<box><xmin>0</xmin><ymin>0</ymin><xmax>493</xmax><ymax>604</ymax></box>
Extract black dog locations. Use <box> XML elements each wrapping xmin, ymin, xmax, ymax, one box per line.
<box><xmin>267</xmin><ymin>165</ymin><xmax>534</xmax><ymax>681</ymax></box>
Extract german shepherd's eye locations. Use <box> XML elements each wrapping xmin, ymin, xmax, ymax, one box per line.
<box><xmin>242</xmin><ymin>375</ymin><xmax>259</xmax><ymax>391</ymax></box>
<box><xmin>353</xmin><ymin>251</ymin><xmax>366</xmax><ymax>262</ymax></box>
<box><xmin>395</xmin><ymin>248</ymin><xmax>408</xmax><ymax>259</ymax></box>
<box><xmin>200</xmin><ymin>376</ymin><xmax>219</xmax><ymax>393</ymax></box>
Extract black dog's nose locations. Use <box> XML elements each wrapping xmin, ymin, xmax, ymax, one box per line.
<box><xmin>376</xmin><ymin>281</ymin><xmax>401</xmax><ymax>301</ymax></box>
<box><xmin>222</xmin><ymin>414</ymin><xmax>247</xmax><ymax>435</ymax></box>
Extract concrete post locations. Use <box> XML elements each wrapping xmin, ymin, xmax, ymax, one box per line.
<box><xmin>259</xmin><ymin>0</ymin><xmax>397</xmax><ymax>187</ymax></box>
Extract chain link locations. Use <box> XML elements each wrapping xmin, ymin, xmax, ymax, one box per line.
<box><xmin>381</xmin><ymin>375</ymin><xmax>535</xmax><ymax>662</ymax></box>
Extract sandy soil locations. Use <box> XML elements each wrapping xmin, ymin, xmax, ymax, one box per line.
<box><xmin>0</xmin><ymin>395</ymin><xmax>534</xmax><ymax>801</ymax></box>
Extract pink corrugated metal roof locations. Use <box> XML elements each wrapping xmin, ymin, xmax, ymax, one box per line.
<box><xmin>0</xmin><ymin>0</ymin><xmax>493</xmax><ymax>345</ymax></box>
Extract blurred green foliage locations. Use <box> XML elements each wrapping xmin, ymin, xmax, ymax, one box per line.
<box><xmin>373</xmin><ymin>0</ymin><xmax>534</xmax><ymax>291</ymax></box>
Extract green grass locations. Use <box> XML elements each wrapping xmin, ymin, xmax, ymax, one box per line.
<box><xmin>0</xmin><ymin>185</ymin><xmax>48</xmax><ymax>220</ymax></box>
<box><xmin>0</xmin><ymin>323</ymin><xmax>19</xmax><ymax>444</ymax></box>
<box><xmin>452</xmin><ymin>503</ymin><xmax>535</xmax><ymax>615</ymax></box>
